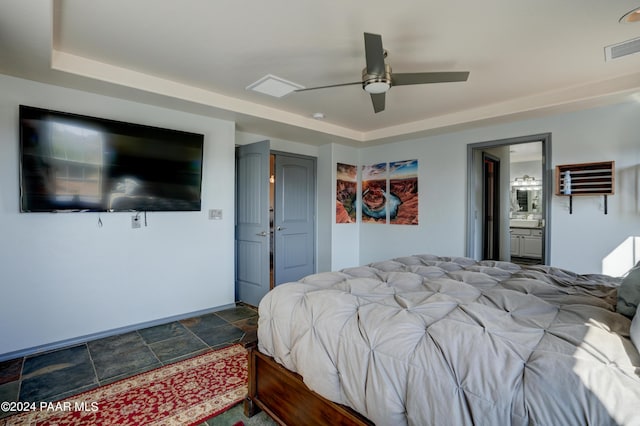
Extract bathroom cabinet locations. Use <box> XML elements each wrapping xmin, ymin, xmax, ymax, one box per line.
<box><xmin>510</xmin><ymin>227</ymin><xmax>542</xmax><ymax>259</ymax></box>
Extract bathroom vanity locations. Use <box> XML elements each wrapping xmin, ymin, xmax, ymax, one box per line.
<box><xmin>510</xmin><ymin>221</ymin><xmax>543</xmax><ymax>260</ymax></box>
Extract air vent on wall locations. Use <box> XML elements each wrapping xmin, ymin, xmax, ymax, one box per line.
<box><xmin>605</xmin><ymin>36</ymin><xmax>640</xmax><ymax>61</ymax></box>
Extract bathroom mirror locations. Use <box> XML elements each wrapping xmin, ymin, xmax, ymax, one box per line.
<box><xmin>511</xmin><ymin>188</ymin><xmax>541</xmax><ymax>213</ymax></box>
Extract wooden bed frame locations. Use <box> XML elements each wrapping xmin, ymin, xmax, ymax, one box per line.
<box><xmin>244</xmin><ymin>344</ymin><xmax>373</xmax><ymax>426</ymax></box>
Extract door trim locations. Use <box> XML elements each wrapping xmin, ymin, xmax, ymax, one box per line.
<box><xmin>466</xmin><ymin>133</ymin><xmax>552</xmax><ymax>264</ymax></box>
<box><xmin>482</xmin><ymin>153</ymin><xmax>501</xmax><ymax>260</ymax></box>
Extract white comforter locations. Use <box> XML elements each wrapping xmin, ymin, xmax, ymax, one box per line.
<box><xmin>258</xmin><ymin>255</ymin><xmax>640</xmax><ymax>426</ymax></box>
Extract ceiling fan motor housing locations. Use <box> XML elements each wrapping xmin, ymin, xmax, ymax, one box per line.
<box><xmin>362</xmin><ymin>63</ymin><xmax>392</xmax><ymax>94</ymax></box>
<box><xmin>294</xmin><ymin>32</ymin><xmax>468</xmax><ymax>113</ymax></box>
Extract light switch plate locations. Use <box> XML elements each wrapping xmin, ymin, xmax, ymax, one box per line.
<box><xmin>209</xmin><ymin>209</ymin><xmax>223</xmax><ymax>220</ymax></box>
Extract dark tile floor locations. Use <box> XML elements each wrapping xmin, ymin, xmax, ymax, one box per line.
<box><xmin>0</xmin><ymin>304</ymin><xmax>266</xmax><ymax>425</ymax></box>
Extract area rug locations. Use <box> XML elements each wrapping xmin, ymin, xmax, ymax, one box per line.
<box><xmin>6</xmin><ymin>344</ymin><xmax>248</xmax><ymax>426</ymax></box>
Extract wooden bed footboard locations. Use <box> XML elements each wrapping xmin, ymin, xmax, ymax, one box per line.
<box><xmin>244</xmin><ymin>345</ymin><xmax>374</xmax><ymax>426</ymax></box>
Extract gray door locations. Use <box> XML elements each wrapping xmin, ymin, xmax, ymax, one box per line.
<box><xmin>273</xmin><ymin>154</ymin><xmax>316</xmax><ymax>285</ymax></box>
<box><xmin>236</xmin><ymin>141</ymin><xmax>270</xmax><ymax>306</ymax></box>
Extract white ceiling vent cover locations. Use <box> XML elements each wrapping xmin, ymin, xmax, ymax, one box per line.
<box><xmin>246</xmin><ymin>74</ymin><xmax>304</xmax><ymax>98</ymax></box>
<box><xmin>605</xmin><ymin>36</ymin><xmax>640</xmax><ymax>61</ymax></box>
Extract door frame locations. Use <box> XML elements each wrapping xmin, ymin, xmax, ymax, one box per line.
<box><xmin>466</xmin><ymin>133</ymin><xmax>552</xmax><ymax>264</ymax></box>
<box><xmin>482</xmin><ymin>153</ymin><xmax>501</xmax><ymax>260</ymax></box>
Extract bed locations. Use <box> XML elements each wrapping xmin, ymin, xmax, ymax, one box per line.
<box><xmin>245</xmin><ymin>254</ymin><xmax>640</xmax><ymax>425</ymax></box>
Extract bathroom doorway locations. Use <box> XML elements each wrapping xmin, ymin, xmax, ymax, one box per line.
<box><xmin>466</xmin><ymin>133</ymin><xmax>552</xmax><ymax>265</ymax></box>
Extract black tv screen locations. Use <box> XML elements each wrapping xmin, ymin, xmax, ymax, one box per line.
<box><xmin>19</xmin><ymin>105</ymin><xmax>204</xmax><ymax>212</ymax></box>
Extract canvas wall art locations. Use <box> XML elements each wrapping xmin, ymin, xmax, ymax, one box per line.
<box><xmin>336</xmin><ymin>163</ymin><xmax>357</xmax><ymax>223</ymax></box>
<box><xmin>361</xmin><ymin>163</ymin><xmax>388</xmax><ymax>224</ymax></box>
<box><xmin>389</xmin><ymin>159</ymin><xmax>418</xmax><ymax>225</ymax></box>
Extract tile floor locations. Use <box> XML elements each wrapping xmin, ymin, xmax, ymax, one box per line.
<box><xmin>0</xmin><ymin>304</ymin><xmax>273</xmax><ymax>425</ymax></box>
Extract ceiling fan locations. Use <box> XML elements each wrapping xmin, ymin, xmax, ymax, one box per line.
<box><xmin>295</xmin><ymin>32</ymin><xmax>470</xmax><ymax>113</ymax></box>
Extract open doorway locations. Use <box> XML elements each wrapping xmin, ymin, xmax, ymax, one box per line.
<box><xmin>466</xmin><ymin>133</ymin><xmax>551</xmax><ymax>265</ymax></box>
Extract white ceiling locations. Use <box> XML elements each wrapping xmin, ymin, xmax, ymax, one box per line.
<box><xmin>2</xmin><ymin>0</ymin><xmax>640</xmax><ymax>146</ymax></box>
<box><xmin>510</xmin><ymin>142</ymin><xmax>543</xmax><ymax>163</ymax></box>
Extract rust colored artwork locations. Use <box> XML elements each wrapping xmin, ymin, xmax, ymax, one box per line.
<box><xmin>336</xmin><ymin>163</ymin><xmax>357</xmax><ymax>223</ymax></box>
<box><xmin>389</xmin><ymin>159</ymin><xmax>418</xmax><ymax>225</ymax></box>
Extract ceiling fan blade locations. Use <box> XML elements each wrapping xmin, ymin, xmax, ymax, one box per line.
<box><xmin>370</xmin><ymin>93</ymin><xmax>385</xmax><ymax>113</ymax></box>
<box><xmin>392</xmin><ymin>71</ymin><xmax>470</xmax><ymax>86</ymax></box>
<box><xmin>294</xmin><ymin>81</ymin><xmax>361</xmax><ymax>92</ymax></box>
<box><xmin>364</xmin><ymin>32</ymin><xmax>385</xmax><ymax>76</ymax></box>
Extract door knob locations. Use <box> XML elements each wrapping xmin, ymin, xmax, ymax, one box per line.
<box><xmin>276</xmin><ymin>226</ymin><xmax>287</xmax><ymax>231</ymax></box>
<box><xmin>256</xmin><ymin>231</ymin><xmax>268</xmax><ymax>237</ymax></box>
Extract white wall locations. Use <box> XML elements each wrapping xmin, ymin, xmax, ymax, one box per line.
<box><xmin>316</xmin><ymin>143</ymin><xmax>333</xmax><ymax>272</ymax></box>
<box><xmin>546</xmin><ymin>103</ymin><xmax>639</xmax><ymax>274</ymax></box>
<box><xmin>359</xmin><ymin>134</ymin><xmax>468</xmax><ymax>263</ymax></box>
<box><xmin>360</xmin><ymin>101</ymin><xmax>640</xmax><ymax>274</ymax></box>
<box><xmin>235</xmin><ymin>132</ymin><xmax>320</xmax><ymax>158</ymax></box>
<box><xmin>511</xmin><ymin>160</ymin><xmax>542</xmax><ymax>183</ymax></box>
<box><xmin>330</xmin><ymin>143</ymin><xmax>360</xmax><ymax>270</ymax></box>
<box><xmin>0</xmin><ymin>75</ymin><xmax>236</xmax><ymax>357</ymax></box>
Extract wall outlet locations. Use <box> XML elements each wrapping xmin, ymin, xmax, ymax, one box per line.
<box><xmin>131</xmin><ymin>215</ymin><xmax>141</xmax><ymax>229</ymax></box>
<box><xmin>209</xmin><ymin>209</ymin><xmax>223</xmax><ymax>220</ymax></box>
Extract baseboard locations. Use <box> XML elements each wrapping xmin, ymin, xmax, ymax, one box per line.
<box><xmin>0</xmin><ymin>303</ymin><xmax>237</xmax><ymax>362</ymax></box>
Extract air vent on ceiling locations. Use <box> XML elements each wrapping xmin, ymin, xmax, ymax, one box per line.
<box><xmin>246</xmin><ymin>74</ymin><xmax>304</xmax><ymax>98</ymax></box>
<box><xmin>605</xmin><ymin>36</ymin><xmax>640</xmax><ymax>61</ymax></box>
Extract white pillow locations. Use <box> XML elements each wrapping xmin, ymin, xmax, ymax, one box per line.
<box><xmin>631</xmin><ymin>311</ymin><xmax>640</xmax><ymax>353</ymax></box>
<box><xmin>617</xmin><ymin>262</ymin><xmax>640</xmax><ymax>318</ymax></box>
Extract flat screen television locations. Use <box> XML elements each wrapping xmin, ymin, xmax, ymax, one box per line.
<box><xmin>19</xmin><ymin>105</ymin><xmax>204</xmax><ymax>212</ymax></box>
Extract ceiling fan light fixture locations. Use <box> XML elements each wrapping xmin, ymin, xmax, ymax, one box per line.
<box><xmin>362</xmin><ymin>63</ymin><xmax>392</xmax><ymax>94</ymax></box>
<box><xmin>363</xmin><ymin>80</ymin><xmax>391</xmax><ymax>94</ymax></box>
<box><xmin>620</xmin><ymin>7</ymin><xmax>640</xmax><ymax>23</ymax></box>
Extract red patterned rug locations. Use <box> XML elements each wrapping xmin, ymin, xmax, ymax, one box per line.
<box><xmin>6</xmin><ymin>344</ymin><xmax>248</xmax><ymax>426</ymax></box>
